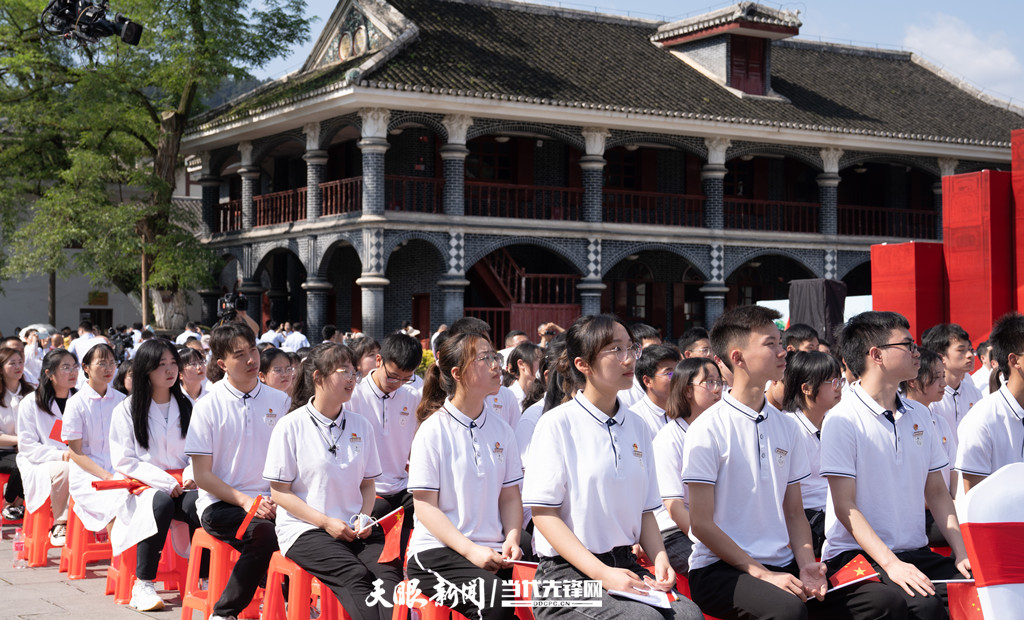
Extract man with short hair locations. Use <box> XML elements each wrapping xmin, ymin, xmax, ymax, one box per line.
<box><xmin>321</xmin><ymin>324</ymin><xmax>343</xmax><ymax>344</ymax></box>
<box><xmin>67</xmin><ymin>320</ymin><xmax>98</xmax><ymax>362</ymax></box>
<box><xmin>783</xmin><ymin>324</ymin><xmax>820</xmax><ymax>353</ymax></box>
<box><xmin>679</xmin><ymin>327</ymin><xmax>712</xmax><ymax>359</ymax></box>
<box><xmin>281</xmin><ymin>321</ymin><xmax>310</xmax><ymax>352</ymax></box>
<box><xmin>922</xmin><ymin>323</ymin><xmax>983</xmax><ymax>438</ymax></box>
<box><xmin>259</xmin><ymin>320</ymin><xmax>284</xmax><ymax>347</ymax></box>
<box><xmin>499</xmin><ymin>329</ymin><xmax>529</xmax><ymax>366</ymax></box>
<box><xmin>970</xmin><ymin>340</ymin><xmax>997</xmax><ymax>393</ymax></box>
<box><xmin>631</xmin><ymin>344</ymin><xmax>683</xmax><ymax>437</ymax></box>
<box><xmin>175</xmin><ymin>321</ymin><xmax>203</xmax><ymax>346</ymax></box>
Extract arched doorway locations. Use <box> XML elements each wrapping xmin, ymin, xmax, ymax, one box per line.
<box><xmin>254</xmin><ymin>249</ymin><xmax>307</xmax><ymax>329</ymax></box>
<box><xmin>319</xmin><ymin>241</ymin><xmax>362</xmax><ymax>331</ymax></box>
<box><xmin>726</xmin><ymin>254</ymin><xmax>816</xmax><ymax>307</ymax></box>
<box><xmin>842</xmin><ymin>262</ymin><xmax>872</xmax><ymax>297</ymax></box>
<box><xmin>384</xmin><ymin>239</ymin><xmax>446</xmax><ymax>336</ymax></box>
<box><xmin>602</xmin><ymin>250</ymin><xmax>707</xmax><ymax>338</ymax></box>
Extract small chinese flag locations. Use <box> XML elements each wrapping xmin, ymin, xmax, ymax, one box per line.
<box><xmin>828</xmin><ymin>554</ymin><xmax>880</xmax><ymax>591</ymax></box>
<box><xmin>947</xmin><ymin>582</ymin><xmax>984</xmax><ymax>620</ymax></box>
<box><xmin>49</xmin><ymin>420</ymin><xmax>65</xmax><ymax>443</ymax></box>
<box><xmin>377</xmin><ymin>507</ymin><xmax>405</xmax><ymax>563</ymax></box>
<box><xmin>235</xmin><ymin>495</ymin><xmax>263</xmax><ymax>540</ymax></box>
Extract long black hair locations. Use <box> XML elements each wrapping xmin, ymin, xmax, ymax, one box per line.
<box><xmin>0</xmin><ymin>347</ymin><xmax>34</xmax><ymax>407</ymax></box>
<box><xmin>131</xmin><ymin>339</ymin><xmax>191</xmax><ymax>450</ymax></box>
<box><xmin>35</xmin><ymin>348</ymin><xmax>76</xmax><ymax>415</ymax></box>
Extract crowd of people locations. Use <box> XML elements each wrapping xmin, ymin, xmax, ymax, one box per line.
<box><xmin>0</xmin><ymin>305</ymin><xmax>1018</xmax><ymax>620</ymax></box>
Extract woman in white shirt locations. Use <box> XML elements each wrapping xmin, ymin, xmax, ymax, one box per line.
<box><xmin>63</xmin><ymin>343</ymin><xmax>126</xmax><ymax>535</ymax></box>
<box><xmin>504</xmin><ymin>342</ymin><xmax>541</xmax><ymax>411</ymax></box>
<box><xmin>264</xmin><ymin>343</ymin><xmax>401</xmax><ymax>620</ymax></box>
<box><xmin>407</xmin><ymin>332</ymin><xmax>523</xmax><ymax>620</ymax></box>
<box><xmin>177</xmin><ymin>346</ymin><xmax>209</xmax><ymax>403</ymax></box>
<box><xmin>0</xmin><ymin>346</ymin><xmax>33</xmax><ymax>521</ymax></box>
<box><xmin>16</xmin><ymin>349</ymin><xmax>76</xmax><ymax>546</ymax></box>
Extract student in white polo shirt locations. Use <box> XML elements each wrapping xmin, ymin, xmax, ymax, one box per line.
<box><xmin>630</xmin><ymin>344</ymin><xmax>683</xmax><ymax>438</ymax></box>
<box><xmin>822</xmin><ymin>311</ymin><xmax>971</xmax><ymax>620</ymax></box>
<box><xmin>779</xmin><ymin>350</ymin><xmax>843</xmax><ymax>559</ymax></box>
<box><xmin>652</xmin><ymin>356</ymin><xmax>722</xmax><ymax>577</ymax></box>
<box><xmin>186</xmin><ymin>323</ymin><xmax>292</xmax><ymax>620</ymax></box>
<box><xmin>446</xmin><ymin>317</ymin><xmax>523</xmax><ymax>429</ymax></box>
<box><xmin>682</xmin><ymin>306</ymin><xmax>828</xmax><ymax>620</ymax></box>
<box><xmin>407</xmin><ymin>332</ymin><xmax>523</xmax><ymax>620</ymax></box>
<box><xmin>347</xmin><ymin>332</ymin><xmax>422</xmax><ymax>562</ymax></box>
<box><xmin>956</xmin><ymin>312</ymin><xmax>1024</xmax><ymax>494</ymax></box>
<box><xmin>265</xmin><ymin>343</ymin><xmax>401</xmax><ymax>620</ymax></box>
<box><xmin>921</xmin><ymin>323</ymin><xmax>983</xmax><ymax>439</ymax></box>
<box><xmin>524</xmin><ymin>315</ymin><xmax>702</xmax><ymax>620</ymax></box>
<box><xmin>503</xmin><ymin>342</ymin><xmax>542</xmax><ymax>410</ymax></box>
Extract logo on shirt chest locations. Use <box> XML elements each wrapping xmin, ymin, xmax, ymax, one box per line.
<box><xmin>492</xmin><ymin>441</ymin><xmax>505</xmax><ymax>464</ymax></box>
<box><xmin>490</xmin><ymin>397</ymin><xmax>502</xmax><ymax>411</ymax></box>
<box><xmin>400</xmin><ymin>406</ymin><xmax>410</xmax><ymax>426</ymax></box>
<box><xmin>775</xmin><ymin>447</ymin><xmax>788</xmax><ymax>467</ymax></box>
<box><xmin>632</xmin><ymin>443</ymin><xmax>643</xmax><ymax>459</ymax></box>
<box><xmin>350</xmin><ymin>432</ymin><xmax>362</xmax><ymax>454</ymax></box>
<box><xmin>264</xmin><ymin>409</ymin><xmax>277</xmax><ymax>427</ymax></box>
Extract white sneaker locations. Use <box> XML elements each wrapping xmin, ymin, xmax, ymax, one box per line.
<box><xmin>48</xmin><ymin>523</ymin><xmax>67</xmax><ymax>547</ymax></box>
<box><xmin>129</xmin><ymin>579</ymin><xmax>165</xmax><ymax>611</ymax></box>
<box><xmin>210</xmin><ymin>616</ymin><xmax>237</xmax><ymax>620</ymax></box>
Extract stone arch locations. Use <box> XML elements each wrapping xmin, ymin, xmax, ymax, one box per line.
<box><xmin>724</xmin><ymin>247</ymin><xmax>820</xmax><ymax>280</ymax></box>
<box><xmin>466</xmin><ymin>121</ymin><xmax>585</xmax><ymax>151</ymax></box>
<box><xmin>209</xmin><ymin>146</ymin><xmax>240</xmax><ymax>178</ymax></box>
<box><xmin>319</xmin><ymin>113</ymin><xmax>362</xmax><ymax>148</ymax></box>
<box><xmin>254</xmin><ymin>238</ymin><xmax>312</xmax><ymax>276</ymax></box>
<box><xmin>839</xmin><ymin>154</ymin><xmax>940</xmax><ymax>177</ymax></box>
<box><xmin>602</xmin><ymin>243</ymin><xmax>711</xmax><ymax>281</ymax></box>
<box><xmin>837</xmin><ymin>253</ymin><xmax>871</xmax><ymax>280</ymax></box>
<box><xmin>251</xmin><ymin>130</ymin><xmax>306</xmax><ymax>165</ymax></box>
<box><xmin>387</xmin><ymin>112</ymin><xmax>448</xmax><ymax>141</ymax></box>
<box><xmin>726</xmin><ymin>144</ymin><xmax>823</xmax><ymax>171</ymax></box>
<box><xmin>464</xmin><ymin>236</ymin><xmax>587</xmax><ymax>276</ymax></box>
<box><xmin>315</xmin><ymin>233</ymin><xmax>363</xmax><ymax>278</ymax></box>
<box><xmin>605</xmin><ymin>132</ymin><xmax>708</xmax><ymax>159</ymax></box>
<box><xmin>380</xmin><ymin>231</ymin><xmax>449</xmax><ymax>273</ymax></box>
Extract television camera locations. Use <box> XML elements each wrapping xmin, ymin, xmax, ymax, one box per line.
<box><xmin>41</xmin><ymin>0</ymin><xmax>142</xmax><ymax>47</ymax></box>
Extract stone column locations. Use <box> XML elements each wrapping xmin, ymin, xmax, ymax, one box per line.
<box><xmin>580</xmin><ymin>128</ymin><xmax>610</xmax><ymax>223</ymax></box>
<box><xmin>700</xmin><ymin>242</ymin><xmax>728</xmax><ymax>326</ymax></box>
<box><xmin>936</xmin><ymin>158</ymin><xmax>958</xmax><ymax>241</ymax></box>
<box><xmin>198</xmin><ymin>288</ymin><xmax>221</xmax><ymax>327</ymax></box>
<box><xmin>237</xmin><ymin>277</ymin><xmax>266</xmax><ymax>326</ymax></box>
<box><xmin>198</xmin><ymin>175</ymin><xmax>221</xmax><ymax>235</ymax></box>
<box><xmin>359</xmin><ymin>108</ymin><xmax>391</xmax><ymax>217</ymax></box>
<box><xmin>818</xmin><ymin>147</ymin><xmax>843</xmax><ymax>236</ymax></box>
<box><xmin>302</xmin><ymin>277</ymin><xmax>333</xmax><ymax>343</ymax></box>
<box><xmin>235</xmin><ymin>141</ymin><xmax>256</xmax><ymax>231</ymax></box>
<box><xmin>579</xmin><ymin>238</ymin><xmax>605</xmax><ymax>316</ymax></box>
<box><xmin>356</xmin><ymin>275</ymin><xmax>389</xmax><ymax>340</ymax></box>
<box><xmin>702</xmin><ymin>137</ymin><xmax>731</xmax><ymax>229</ymax></box>
<box><xmin>303</xmin><ymin>122</ymin><xmax>327</xmax><ymax>222</ymax></box>
<box><xmin>438</xmin><ymin>277</ymin><xmax>470</xmax><ymax>326</ymax></box>
<box><xmin>441</xmin><ymin>115</ymin><xmax>473</xmax><ymax>217</ymax></box>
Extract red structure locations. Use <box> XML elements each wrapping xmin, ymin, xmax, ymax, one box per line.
<box><xmin>872</xmin><ymin>129</ymin><xmax>1023</xmax><ymax>345</ymax></box>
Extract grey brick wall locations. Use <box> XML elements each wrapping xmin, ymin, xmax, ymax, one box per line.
<box><xmin>656</xmin><ymin>150</ymin><xmax>687</xmax><ymax>194</ymax></box>
<box><xmin>535</xmin><ymin>141</ymin><xmax>569</xmax><ymax>187</ymax></box>
<box><xmin>818</xmin><ymin>177</ymin><xmax>839</xmax><ymax>236</ymax></box>
<box><xmin>581</xmin><ymin>162</ymin><xmax>604</xmax><ymax>223</ymax></box>
<box><xmin>702</xmin><ymin>172</ymin><xmax>725</xmax><ymax>229</ymax></box>
<box><xmin>386</xmin><ymin>128</ymin><xmax>437</xmax><ymax>177</ymax></box>
<box><xmin>383</xmin><ymin>240</ymin><xmax>446</xmax><ymax>335</ymax></box>
<box><xmin>678</xmin><ymin>35</ymin><xmax>728</xmax><ymax>81</ymax></box>
<box><xmin>361</xmin><ymin>144</ymin><xmax>387</xmax><ymax>216</ymax></box>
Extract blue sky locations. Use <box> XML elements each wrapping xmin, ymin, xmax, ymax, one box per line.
<box><xmin>254</xmin><ymin>0</ymin><xmax>1024</xmax><ymax>106</ymax></box>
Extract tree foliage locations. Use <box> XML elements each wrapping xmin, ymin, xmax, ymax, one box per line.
<box><xmin>0</xmin><ymin>0</ymin><xmax>312</xmax><ymax>324</ymax></box>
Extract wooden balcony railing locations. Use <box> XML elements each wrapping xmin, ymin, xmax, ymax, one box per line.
<box><xmin>465</xmin><ymin>182</ymin><xmax>583</xmax><ymax>220</ymax></box>
<box><xmin>837</xmin><ymin>204</ymin><xmax>938</xmax><ymax>239</ymax></box>
<box><xmin>724</xmin><ymin>198</ymin><xmax>819</xmax><ymax>233</ymax></box>
<box><xmin>519</xmin><ymin>274</ymin><xmax>578</xmax><ymax>305</ymax></box>
<box><xmin>216</xmin><ymin>199</ymin><xmax>242</xmax><ymax>233</ymax></box>
<box><xmin>603</xmin><ymin>190</ymin><xmax>704</xmax><ymax>227</ymax></box>
<box><xmin>321</xmin><ymin>177</ymin><xmax>362</xmax><ymax>217</ymax></box>
<box><xmin>386</xmin><ymin>176</ymin><xmax>442</xmax><ymax>213</ymax></box>
<box><xmin>254</xmin><ymin>187</ymin><xmax>307</xmax><ymax>227</ymax></box>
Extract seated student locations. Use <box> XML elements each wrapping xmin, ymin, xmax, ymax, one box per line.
<box><xmin>652</xmin><ymin>356</ymin><xmax>723</xmax><ymax>577</ymax></box>
<box><xmin>822</xmin><ymin>311</ymin><xmax>972</xmax><ymax>620</ymax></box>
<box><xmin>178</xmin><ymin>345</ymin><xmax>210</xmax><ymax>403</ymax></box>
<box><xmin>524</xmin><ymin>315</ymin><xmax>702</xmax><ymax>620</ymax></box>
<box><xmin>407</xmin><ymin>332</ymin><xmax>523</xmax><ymax>620</ymax></box>
<box><xmin>447</xmin><ymin>317</ymin><xmax>523</xmax><ymax>429</ymax></box>
<box><xmin>0</xmin><ymin>346</ymin><xmax>32</xmax><ymax>521</ymax></box>
<box><xmin>62</xmin><ymin>344</ymin><xmax>126</xmax><ymax>536</ymax></box>
<box><xmin>901</xmin><ymin>348</ymin><xmax>957</xmax><ymax>546</ymax></box>
<box><xmin>186</xmin><ymin>323</ymin><xmax>292</xmax><ymax>620</ymax></box>
<box><xmin>780</xmin><ymin>351</ymin><xmax>844</xmax><ymax>558</ymax></box>
<box><xmin>17</xmin><ymin>349</ymin><xmax>77</xmax><ymax>546</ymax></box>
<box><xmin>347</xmin><ymin>332</ymin><xmax>422</xmax><ymax>562</ymax></box>
<box><xmin>922</xmin><ymin>323</ymin><xmax>983</xmax><ymax>439</ymax></box>
<box><xmin>265</xmin><ymin>343</ymin><xmax>401</xmax><ymax>620</ymax></box>
<box><xmin>678</xmin><ymin>327</ymin><xmax>712</xmax><ymax>359</ymax></box>
<box><xmin>258</xmin><ymin>348</ymin><xmax>296</xmax><ymax>397</ymax></box>
<box><xmin>682</xmin><ymin>306</ymin><xmax>827</xmax><ymax>620</ymax></box>
<box><xmin>349</xmin><ymin>336</ymin><xmax>380</xmax><ymax>381</ymax></box>
<box><xmin>956</xmin><ymin>312</ymin><xmax>1024</xmax><ymax>494</ymax></box>
<box><xmin>630</xmin><ymin>344</ymin><xmax>683</xmax><ymax>438</ymax></box>
<box><xmin>783</xmin><ymin>324</ymin><xmax>821</xmax><ymax>353</ymax></box>
<box><xmin>970</xmin><ymin>340</ymin><xmax>998</xmax><ymax>394</ymax></box>
<box><xmin>109</xmin><ymin>340</ymin><xmax>201</xmax><ymax>612</ymax></box>
<box><xmin>617</xmin><ymin>323</ymin><xmax>661</xmax><ymax>409</ymax></box>
<box><xmin>504</xmin><ymin>342</ymin><xmax>542</xmax><ymax>410</ymax></box>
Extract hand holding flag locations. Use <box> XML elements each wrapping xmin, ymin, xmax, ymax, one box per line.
<box><xmin>828</xmin><ymin>554</ymin><xmax>881</xmax><ymax>593</ymax></box>
<box><xmin>235</xmin><ymin>495</ymin><xmax>263</xmax><ymax>540</ymax></box>
<box><xmin>376</xmin><ymin>507</ymin><xmax>405</xmax><ymax>563</ymax></box>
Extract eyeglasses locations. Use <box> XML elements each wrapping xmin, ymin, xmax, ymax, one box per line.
<box><xmin>58</xmin><ymin>363</ymin><xmax>80</xmax><ymax>373</ymax></box>
<box><xmin>270</xmin><ymin>366</ymin><xmax>295</xmax><ymax>375</ymax></box>
<box><xmin>603</xmin><ymin>343</ymin><xmax>642</xmax><ymax>362</ymax></box>
<box><xmin>877</xmin><ymin>340</ymin><xmax>918</xmax><ymax>354</ymax></box>
<box><xmin>333</xmin><ymin>368</ymin><xmax>358</xmax><ymax>381</ymax></box>
<box><xmin>183</xmin><ymin>362</ymin><xmax>206</xmax><ymax>371</ymax></box>
<box><xmin>689</xmin><ymin>347</ymin><xmax>712</xmax><ymax>357</ymax></box>
<box><xmin>475</xmin><ymin>352</ymin><xmax>505</xmax><ymax>368</ymax></box>
<box><xmin>655</xmin><ymin>371</ymin><xmax>674</xmax><ymax>379</ymax></box>
<box><xmin>382</xmin><ymin>365</ymin><xmax>416</xmax><ymax>384</ymax></box>
<box><xmin>91</xmin><ymin>361</ymin><xmax>117</xmax><ymax>370</ymax></box>
<box><xmin>830</xmin><ymin>377</ymin><xmax>846</xmax><ymax>390</ymax></box>
<box><xmin>692</xmin><ymin>379</ymin><xmax>725</xmax><ymax>391</ymax></box>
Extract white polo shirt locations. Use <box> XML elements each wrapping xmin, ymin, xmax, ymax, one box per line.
<box><xmin>618</xmin><ymin>377</ymin><xmax>645</xmax><ymax>409</ymax></box>
<box><xmin>407</xmin><ymin>400</ymin><xmax>522</xmax><ymax>558</ymax></box>
<box><xmin>820</xmin><ymin>384</ymin><xmax>948</xmax><ymax>560</ymax></box>
<box><xmin>485</xmin><ymin>386</ymin><xmax>522</xmax><ymax>430</ymax></box>
<box><xmin>682</xmin><ymin>393</ymin><xmax>810</xmax><ymax>571</ymax></box>
<box><xmin>508</xmin><ymin>381</ymin><xmax>527</xmax><ymax>409</ymax></box>
<box><xmin>971</xmin><ymin>367</ymin><xmax>992</xmax><ymax>393</ymax></box>
<box><xmin>785</xmin><ymin>410</ymin><xmax>827</xmax><ymax>512</ymax></box>
<box><xmin>347</xmin><ymin>371</ymin><xmax>420</xmax><ymax>495</ymax></box>
<box><xmin>955</xmin><ymin>384</ymin><xmax>1024</xmax><ymax>479</ymax></box>
<box><xmin>281</xmin><ymin>332</ymin><xmax>310</xmax><ymax>352</ymax></box>
<box><xmin>515</xmin><ymin>401</ymin><xmax>544</xmax><ymax>462</ymax></box>
<box><xmin>652</xmin><ymin>417</ymin><xmax>689</xmax><ymax>533</ymax></box>
<box><xmin>523</xmin><ymin>393</ymin><xmax>661</xmax><ymax>557</ymax></box>
<box><xmin>630</xmin><ymin>395</ymin><xmax>668</xmax><ymax>440</ymax></box>
<box><xmin>185</xmin><ymin>380</ymin><xmax>292</xmax><ymax>519</ymax></box>
<box><xmin>263</xmin><ymin>401</ymin><xmax>382</xmax><ymax>556</ymax></box>
<box><xmin>259</xmin><ymin>330</ymin><xmax>285</xmax><ymax>347</ymax></box>
<box><xmin>62</xmin><ymin>383</ymin><xmax>126</xmax><ymax>472</ymax></box>
<box><xmin>929</xmin><ymin>379</ymin><xmax>983</xmax><ymax>439</ymax></box>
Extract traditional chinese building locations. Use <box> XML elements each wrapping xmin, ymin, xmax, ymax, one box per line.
<box><xmin>177</xmin><ymin>0</ymin><xmax>1024</xmax><ymax>341</ymax></box>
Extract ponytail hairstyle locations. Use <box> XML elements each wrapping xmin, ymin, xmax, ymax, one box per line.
<box><xmin>988</xmin><ymin>312</ymin><xmax>1024</xmax><ymax>394</ymax></box>
<box><xmin>503</xmin><ymin>342</ymin><xmax>542</xmax><ymax>388</ymax></box>
<box><xmin>81</xmin><ymin>343</ymin><xmax>117</xmax><ymax>379</ymax></box>
<box><xmin>665</xmin><ymin>357</ymin><xmax>719</xmax><ymax>421</ymax></box>
<box><xmin>0</xmin><ymin>347</ymin><xmax>34</xmax><ymax>407</ymax></box>
<box><xmin>541</xmin><ymin>336</ymin><xmax>579</xmax><ymax>413</ymax></box>
<box><xmin>558</xmin><ymin>314</ymin><xmax>634</xmax><ymax>390</ymax></box>
<box><xmin>288</xmin><ymin>342</ymin><xmax>355</xmax><ymax>412</ymax></box>
<box><xmin>523</xmin><ymin>334</ymin><xmax>563</xmax><ymax>411</ymax></box>
<box><xmin>36</xmin><ymin>348</ymin><xmax>76</xmax><ymax>415</ymax></box>
<box><xmin>415</xmin><ymin>332</ymin><xmax>485</xmax><ymax>423</ymax></box>
<box><xmin>130</xmin><ymin>339</ymin><xmax>191</xmax><ymax>450</ymax></box>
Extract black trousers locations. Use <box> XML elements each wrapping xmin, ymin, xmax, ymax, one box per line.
<box><xmin>137</xmin><ymin>490</ymin><xmax>200</xmax><ymax>580</ymax></box>
<box><xmin>200</xmin><ymin>501</ymin><xmax>279</xmax><ymax>617</ymax></box>
<box><xmin>826</xmin><ymin>547</ymin><xmax>960</xmax><ymax>620</ymax></box>
<box><xmin>407</xmin><ymin>546</ymin><xmax>515</xmax><ymax>620</ymax></box>
<box><xmin>0</xmin><ymin>450</ymin><xmax>24</xmax><ymax>503</ymax></box>
<box><xmin>286</xmin><ymin>527</ymin><xmax>403</xmax><ymax>620</ymax></box>
<box><xmin>371</xmin><ymin>489</ymin><xmax>414</xmax><ymax>563</ymax></box>
<box><xmin>804</xmin><ymin>508</ymin><xmax>826</xmax><ymax>559</ymax></box>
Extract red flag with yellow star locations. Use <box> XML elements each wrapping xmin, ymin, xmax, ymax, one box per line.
<box><xmin>948</xmin><ymin>582</ymin><xmax>984</xmax><ymax>620</ymax></box>
<box><xmin>377</xmin><ymin>507</ymin><xmax>405</xmax><ymax>563</ymax></box>
<box><xmin>828</xmin><ymin>554</ymin><xmax>881</xmax><ymax>592</ymax></box>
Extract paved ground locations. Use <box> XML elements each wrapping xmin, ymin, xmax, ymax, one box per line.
<box><xmin>0</xmin><ymin>522</ymin><xmax>179</xmax><ymax>620</ymax></box>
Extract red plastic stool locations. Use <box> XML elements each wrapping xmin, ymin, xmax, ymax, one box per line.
<box><xmin>105</xmin><ymin>533</ymin><xmax>188</xmax><ymax>604</ymax></box>
<box><xmin>59</xmin><ymin>499</ymin><xmax>112</xmax><ymax>578</ymax></box>
<box><xmin>179</xmin><ymin>528</ymin><xmax>262</xmax><ymax>620</ymax></box>
<box><xmin>23</xmin><ymin>497</ymin><xmax>55</xmax><ymax>567</ymax></box>
<box><xmin>263</xmin><ymin>552</ymin><xmax>318</xmax><ymax>620</ymax></box>
<box><xmin>0</xmin><ymin>473</ymin><xmax>22</xmax><ymax>534</ymax></box>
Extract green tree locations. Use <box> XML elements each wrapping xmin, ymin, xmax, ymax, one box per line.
<box><xmin>0</xmin><ymin>0</ymin><xmax>312</xmax><ymax>327</ymax></box>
